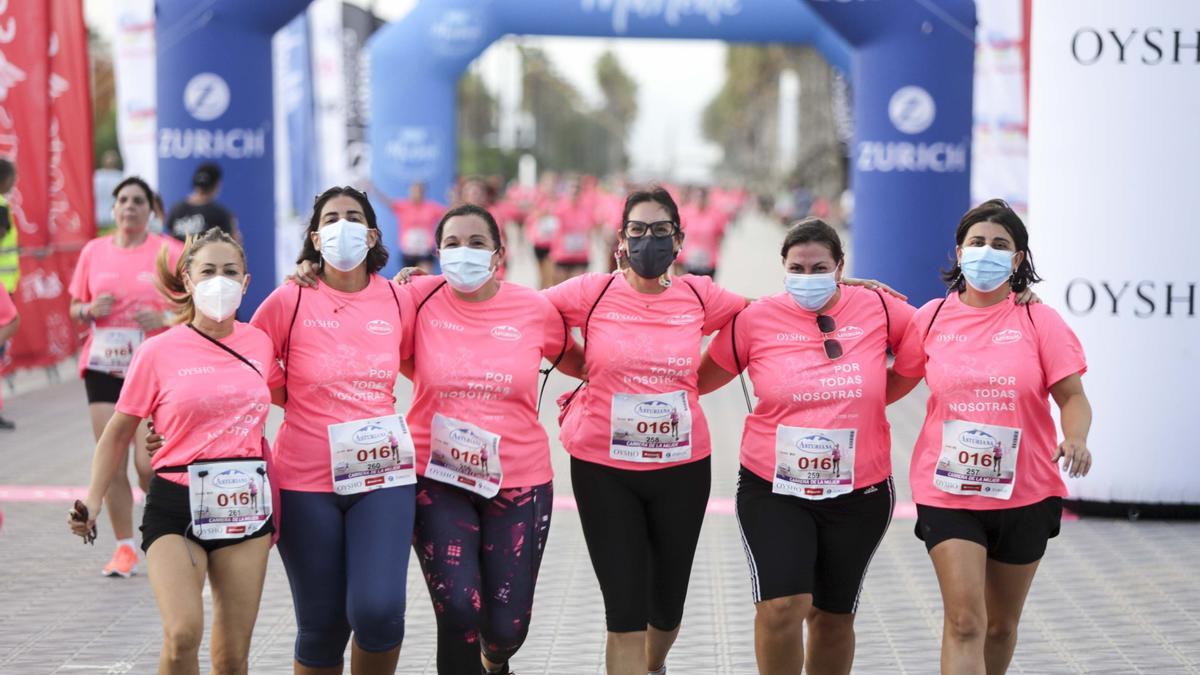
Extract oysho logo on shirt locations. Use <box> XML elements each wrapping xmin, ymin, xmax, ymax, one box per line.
<box><xmin>936</xmin><ymin>332</ymin><xmax>967</xmax><ymax>343</ymax></box>
<box><xmin>430</xmin><ymin>319</ymin><xmax>465</xmax><ymax>332</ymax></box>
<box><xmin>603</xmin><ymin>311</ymin><xmax>643</xmax><ymax>322</ymax></box>
<box><xmin>665</xmin><ymin>314</ymin><xmax>695</xmax><ymax>326</ymax></box>
<box><xmin>776</xmin><ymin>333</ymin><xmax>811</xmax><ymax>342</ymax></box>
<box><xmin>991</xmin><ymin>329</ymin><xmax>1022</xmax><ymax>345</ymax></box>
<box><xmin>366</xmin><ymin>319</ymin><xmax>394</xmax><ymax>336</ymax></box>
<box><xmin>835</xmin><ymin>326</ymin><xmax>864</xmax><ymax>340</ymax></box>
<box><xmin>303</xmin><ymin>319</ymin><xmax>340</xmax><ymax>329</ymax></box>
<box><xmin>177</xmin><ymin>366</ymin><xmax>216</xmax><ymax>377</ymax></box>
<box><xmin>491</xmin><ymin>325</ymin><xmax>522</xmax><ymax>341</ymax></box>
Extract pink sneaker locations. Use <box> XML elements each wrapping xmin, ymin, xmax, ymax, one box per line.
<box><xmin>101</xmin><ymin>543</ymin><xmax>139</xmax><ymax>578</ymax></box>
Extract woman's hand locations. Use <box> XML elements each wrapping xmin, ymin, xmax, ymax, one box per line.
<box><xmin>842</xmin><ymin>277</ymin><xmax>907</xmax><ymax>301</ymax></box>
<box><xmin>133</xmin><ymin>308</ymin><xmax>165</xmax><ymax>333</ymax></box>
<box><xmin>392</xmin><ymin>267</ymin><xmax>428</xmax><ymax>285</ymax></box>
<box><xmin>145</xmin><ymin>418</ymin><xmax>165</xmax><ymax>455</ymax></box>
<box><xmin>1054</xmin><ymin>438</ymin><xmax>1092</xmax><ymax>478</ymax></box>
<box><xmin>67</xmin><ymin>498</ymin><xmax>101</xmax><ymax>543</ymax></box>
<box><xmin>286</xmin><ymin>260</ymin><xmax>321</xmax><ymax>289</ymax></box>
<box><xmin>90</xmin><ymin>293</ymin><xmax>115</xmax><ymax>318</ymax></box>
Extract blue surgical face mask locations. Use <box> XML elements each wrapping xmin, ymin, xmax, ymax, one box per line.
<box><xmin>959</xmin><ymin>245</ymin><xmax>1014</xmax><ymax>293</ymax></box>
<box><xmin>785</xmin><ymin>272</ymin><xmax>838</xmax><ymax>311</ymax></box>
<box><xmin>440</xmin><ymin>246</ymin><xmax>496</xmax><ymax>292</ymax></box>
<box><xmin>319</xmin><ymin>220</ymin><xmax>370</xmax><ymax>272</ymax></box>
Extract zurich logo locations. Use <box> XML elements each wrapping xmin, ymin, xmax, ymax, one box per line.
<box><xmin>796</xmin><ymin>434</ymin><xmax>836</xmax><ymax>454</ymax></box>
<box><xmin>353</xmin><ymin>424</ymin><xmax>389</xmax><ymax>445</ymax></box>
<box><xmin>958</xmin><ymin>429</ymin><xmax>998</xmax><ymax>451</ymax></box>
<box><xmin>635</xmin><ymin>401</ymin><xmax>674</xmax><ymax>419</ymax></box>
<box><xmin>183</xmin><ymin>73</ymin><xmax>231</xmax><ymax>122</ymax></box>
<box><xmin>888</xmin><ymin>86</ymin><xmax>935</xmax><ymax>135</ymax></box>
<box><xmin>212</xmin><ymin>470</ymin><xmax>249</xmax><ymax>489</ymax></box>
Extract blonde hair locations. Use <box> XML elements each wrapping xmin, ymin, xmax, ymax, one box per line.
<box><xmin>156</xmin><ymin>228</ymin><xmax>247</xmax><ymax>325</ymax></box>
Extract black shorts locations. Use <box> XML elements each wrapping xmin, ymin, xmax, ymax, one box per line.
<box><xmin>533</xmin><ymin>245</ymin><xmax>551</xmax><ymax>262</ymax></box>
<box><xmin>915</xmin><ymin>497</ymin><xmax>1062</xmax><ymax>565</ymax></box>
<box><xmin>83</xmin><ymin>369</ymin><xmax>124</xmax><ymax>404</ymax></box>
<box><xmin>736</xmin><ymin>467</ymin><xmax>894</xmax><ymax>613</ymax></box>
<box><xmin>401</xmin><ymin>252</ymin><xmax>435</xmax><ymax>268</ymax></box>
<box><xmin>571</xmin><ymin>456</ymin><xmax>711</xmax><ymax>633</ymax></box>
<box><xmin>140</xmin><ymin>475</ymin><xmax>274</xmax><ymax>554</ymax></box>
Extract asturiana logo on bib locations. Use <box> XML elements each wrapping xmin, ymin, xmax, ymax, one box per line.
<box><xmin>366</xmin><ymin>320</ymin><xmax>393</xmax><ymax>336</ymax></box>
<box><xmin>992</xmin><ymin>329</ymin><xmax>1022</xmax><ymax>344</ymax></box>
<box><xmin>836</xmin><ymin>326</ymin><xmax>864</xmax><ymax>340</ymax></box>
<box><xmin>635</xmin><ymin>401</ymin><xmax>674</xmax><ymax>419</ymax></box>
<box><xmin>450</xmin><ymin>428</ymin><xmax>485</xmax><ymax>448</ymax></box>
<box><xmin>958</xmin><ymin>429</ymin><xmax>998</xmax><ymax>451</ymax></box>
<box><xmin>796</xmin><ymin>434</ymin><xmax>837</xmax><ymax>454</ymax></box>
<box><xmin>491</xmin><ymin>325</ymin><xmax>522</xmax><ymax>341</ymax></box>
<box><xmin>212</xmin><ymin>470</ymin><xmax>249</xmax><ymax>489</ymax></box>
<box><xmin>353</xmin><ymin>424</ymin><xmax>390</xmax><ymax>446</ymax></box>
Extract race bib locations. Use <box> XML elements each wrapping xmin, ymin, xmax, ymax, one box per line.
<box><xmin>426</xmin><ymin>413</ymin><xmax>503</xmax><ymax>498</ymax></box>
<box><xmin>187</xmin><ymin>459</ymin><xmax>271</xmax><ymax>541</ymax></box>
<box><xmin>563</xmin><ymin>232</ymin><xmax>588</xmax><ymax>255</ymax></box>
<box><xmin>537</xmin><ymin>216</ymin><xmax>559</xmax><ymax>239</ymax></box>
<box><xmin>610</xmin><ymin>391</ymin><xmax>693</xmax><ymax>463</ymax></box>
<box><xmin>934</xmin><ymin>420</ymin><xmax>1022</xmax><ymax>500</ymax></box>
<box><xmin>328</xmin><ymin>415</ymin><xmax>417</xmax><ymax>496</ymax></box>
<box><xmin>87</xmin><ymin>327</ymin><xmax>144</xmax><ymax>375</ymax></box>
<box><xmin>402</xmin><ymin>227</ymin><xmax>433</xmax><ymax>255</ymax></box>
<box><xmin>773</xmin><ymin>426</ymin><xmax>856</xmax><ymax>500</ymax></box>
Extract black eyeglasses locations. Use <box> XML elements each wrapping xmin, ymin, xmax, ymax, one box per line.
<box><xmin>816</xmin><ymin>314</ymin><xmax>843</xmax><ymax>360</ymax></box>
<box><xmin>623</xmin><ymin>220</ymin><xmax>678</xmax><ymax>238</ymax></box>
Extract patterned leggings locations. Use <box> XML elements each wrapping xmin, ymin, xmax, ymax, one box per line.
<box><xmin>413</xmin><ymin>477</ymin><xmax>553</xmax><ymax>674</ymax></box>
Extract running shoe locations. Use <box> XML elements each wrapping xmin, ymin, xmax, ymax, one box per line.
<box><xmin>102</xmin><ymin>543</ymin><xmax>139</xmax><ymax>578</ymax></box>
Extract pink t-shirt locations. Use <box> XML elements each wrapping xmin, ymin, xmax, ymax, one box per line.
<box><xmin>680</xmin><ymin>207</ymin><xmax>729</xmax><ymax>271</ymax></box>
<box><xmin>708</xmin><ymin>287</ymin><xmax>915</xmax><ymax>489</ymax></box>
<box><xmin>391</xmin><ymin>199</ymin><xmax>446</xmax><ymax>256</ymax></box>
<box><xmin>0</xmin><ymin>284</ymin><xmax>15</xmax><ymax>409</ymax></box>
<box><xmin>550</xmin><ymin>200</ymin><xmax>594</xmax><ymax>265</ymax></box>
<box><xmin>250</xmin><ymin>276</ymin><xmax>415</xmax><ymax>492</ymax></box>
<box><xmin>544</xmin><ymin>272</ymin><xmax>746</xmax><ymax>470</ymax></box>
<box><xmin>116</xmin><ymin>323</ymin><xmax>278</xmax><ymax>486</ymax></box>
<box><xmin>402</xmin><ymin>276</ymin><xmax>569</xmax><ymax>488</ymax></box>
<box><xmin>68</xmin><ymin>234</ymin><xmax>185</xmax><ymax>377</ymax></box>
<box><xmin>893</xmin><ymin>293</ymin><xmax>1087</xmax><ymax>510</ymax></box>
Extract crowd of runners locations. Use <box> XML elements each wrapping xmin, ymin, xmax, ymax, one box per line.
<box><xmin>58</xmin><ymin>171</ymin><xmax>1092</xmax><ymax>675</ymax></box>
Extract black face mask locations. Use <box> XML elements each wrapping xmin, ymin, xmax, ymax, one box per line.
<box><xmin>626</xmin><ymin>235</ymin><xmax>677</xmax><ymax>279</ymax></box>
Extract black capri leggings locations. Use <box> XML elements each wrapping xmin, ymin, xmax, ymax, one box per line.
<box><xmin>570</xmin><ymin>456</ymin><xmax>711</xmax><ymax>633</ymax></box>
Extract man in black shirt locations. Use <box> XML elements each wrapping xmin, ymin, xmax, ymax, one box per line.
<box><xmin>165</xmin><ymin>163</ymin><xmax>239</xmax><ymax>241</ymax></box>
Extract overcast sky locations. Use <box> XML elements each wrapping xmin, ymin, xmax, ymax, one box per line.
<box><xmin>84</xmin><ymin>0</ymin><xmax>727</xmax><ymax>182</ymax></box>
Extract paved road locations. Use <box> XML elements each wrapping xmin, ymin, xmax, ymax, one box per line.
<box><xmin>1</xmin><ymin>212</ymin><xmax>1197</xmax><ymax>674</ymax></box>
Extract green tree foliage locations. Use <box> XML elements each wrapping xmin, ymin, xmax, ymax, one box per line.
<box><xmin>595</xmin><ymin>50</ymin><xmax>638</xmax><ymax>172</ymax></box>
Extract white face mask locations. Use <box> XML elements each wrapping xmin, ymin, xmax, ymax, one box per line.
<box><xmin>192</xmin><ymin>276</ymin><xmax>244</xmax><ymax>322</ymax></box>
<box><xmin>440</xmin><ymin>246</ymin><xmax>496</xmax><ymax>292</ymax></box>
<box><xmin>319</xmin><ymin>220</ymin><xmax>370</xmax><ymax>272</ymax></box>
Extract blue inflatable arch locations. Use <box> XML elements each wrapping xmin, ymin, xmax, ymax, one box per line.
<box><xmin>156</xmin><ymin>0</ymin><xmax>975</xmax><ymax>309</ymax></box>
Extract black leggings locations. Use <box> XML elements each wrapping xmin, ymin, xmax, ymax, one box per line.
<box><xmin>412</xmin><ymin>477</ymin><xmax>553</xmax><ymax>674</ymax></box>
<box><xmin>570</xmin><ymin>456</ymin><xmax>711</xmax><ymax>633</ymax></box>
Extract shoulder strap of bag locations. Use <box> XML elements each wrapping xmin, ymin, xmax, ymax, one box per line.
<box><xmin>730</xmin><ymin>311</ymin><xmax>753</xmax><ymax>413</ymax></box>
<box><xmin>561</xmin><ymin>275</ymin><xmax>618</xmax><ymax>409</ymax></box>
<box><xmin>187</xmin><ymin>324</ymin><xmax>262</xmax><ymax>377</ymax></box>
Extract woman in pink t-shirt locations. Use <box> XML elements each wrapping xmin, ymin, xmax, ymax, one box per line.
<box><xmin>697</xmin><ymin>218</ymin><xmax>916</xmax><ymax>675</ymax></box>
<box><xmin>543</xmin><ymin>187</ymin><xmax>748</xmax><ymax>675</ymax></box>
<box><xmin>252</xmin><ymin>186</ymin><xmax>417</xmax><ymax>673</ymax></box>
<box><xmin>69</xmin><ymin>228</ymin><xmax>277</xmax><ymax>674</ymax></box>
<box><xmin>68</xmin><ymin>175</ymin><xmax>184</xmax><ymax>578</ymax></box>
<box><xmin>890</xmin><ymin>199</ymin><xmax>1093</xmax><ymax>674</ymax></box>
<box><xmin>399</xmin><ymin>203</ymin><xmax>568</xmax><ymax>675</ymax></box>
<box><xmin>0</xmin><ymin>282</ymin><xmax>19</xmax><ymax>430</ymax></box>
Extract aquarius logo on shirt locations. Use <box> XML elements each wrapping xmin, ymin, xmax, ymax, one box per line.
<box><xmin>211</xmin><ymin>470</ymin><xmax>250</xmax><ymax>490</ymax></box>
<box><xmin>635</xmin><ymin>401</ymin><xmax>674</xmax><ymax>419</ymax></box>
<box><xmin>958</xmin><ymin>429</ymin><xmax>998</xmax><ymax>451</ymax></box>
<box><xmin>490</xmin><ymin>325</ymin><xmax>522</xmax><ymax>341</ymax></box>
<box><xmin>991</xmin><ymin>329</ymin><xmax>1022</xmax><ymax>345</ymax></box>
<box><xmin>796</xmin><ymin>434</ymin><xmax>837</xmax><ymax>454</ymax></box>
<box><xmin>353</xmin><ymin>424</ymin><xmax>390</xmax><ymax>446</ymax></box>
<box><xmin>366</xmin><ymin>320</ymin><xmax>394</xmax><ymax>336</ymax></box>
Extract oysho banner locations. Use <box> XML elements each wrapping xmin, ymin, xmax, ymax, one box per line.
<box><xmin>1029</xmin><ymin>2</ymin><xmax>1200</xmax><ymax>505</ymax></box>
